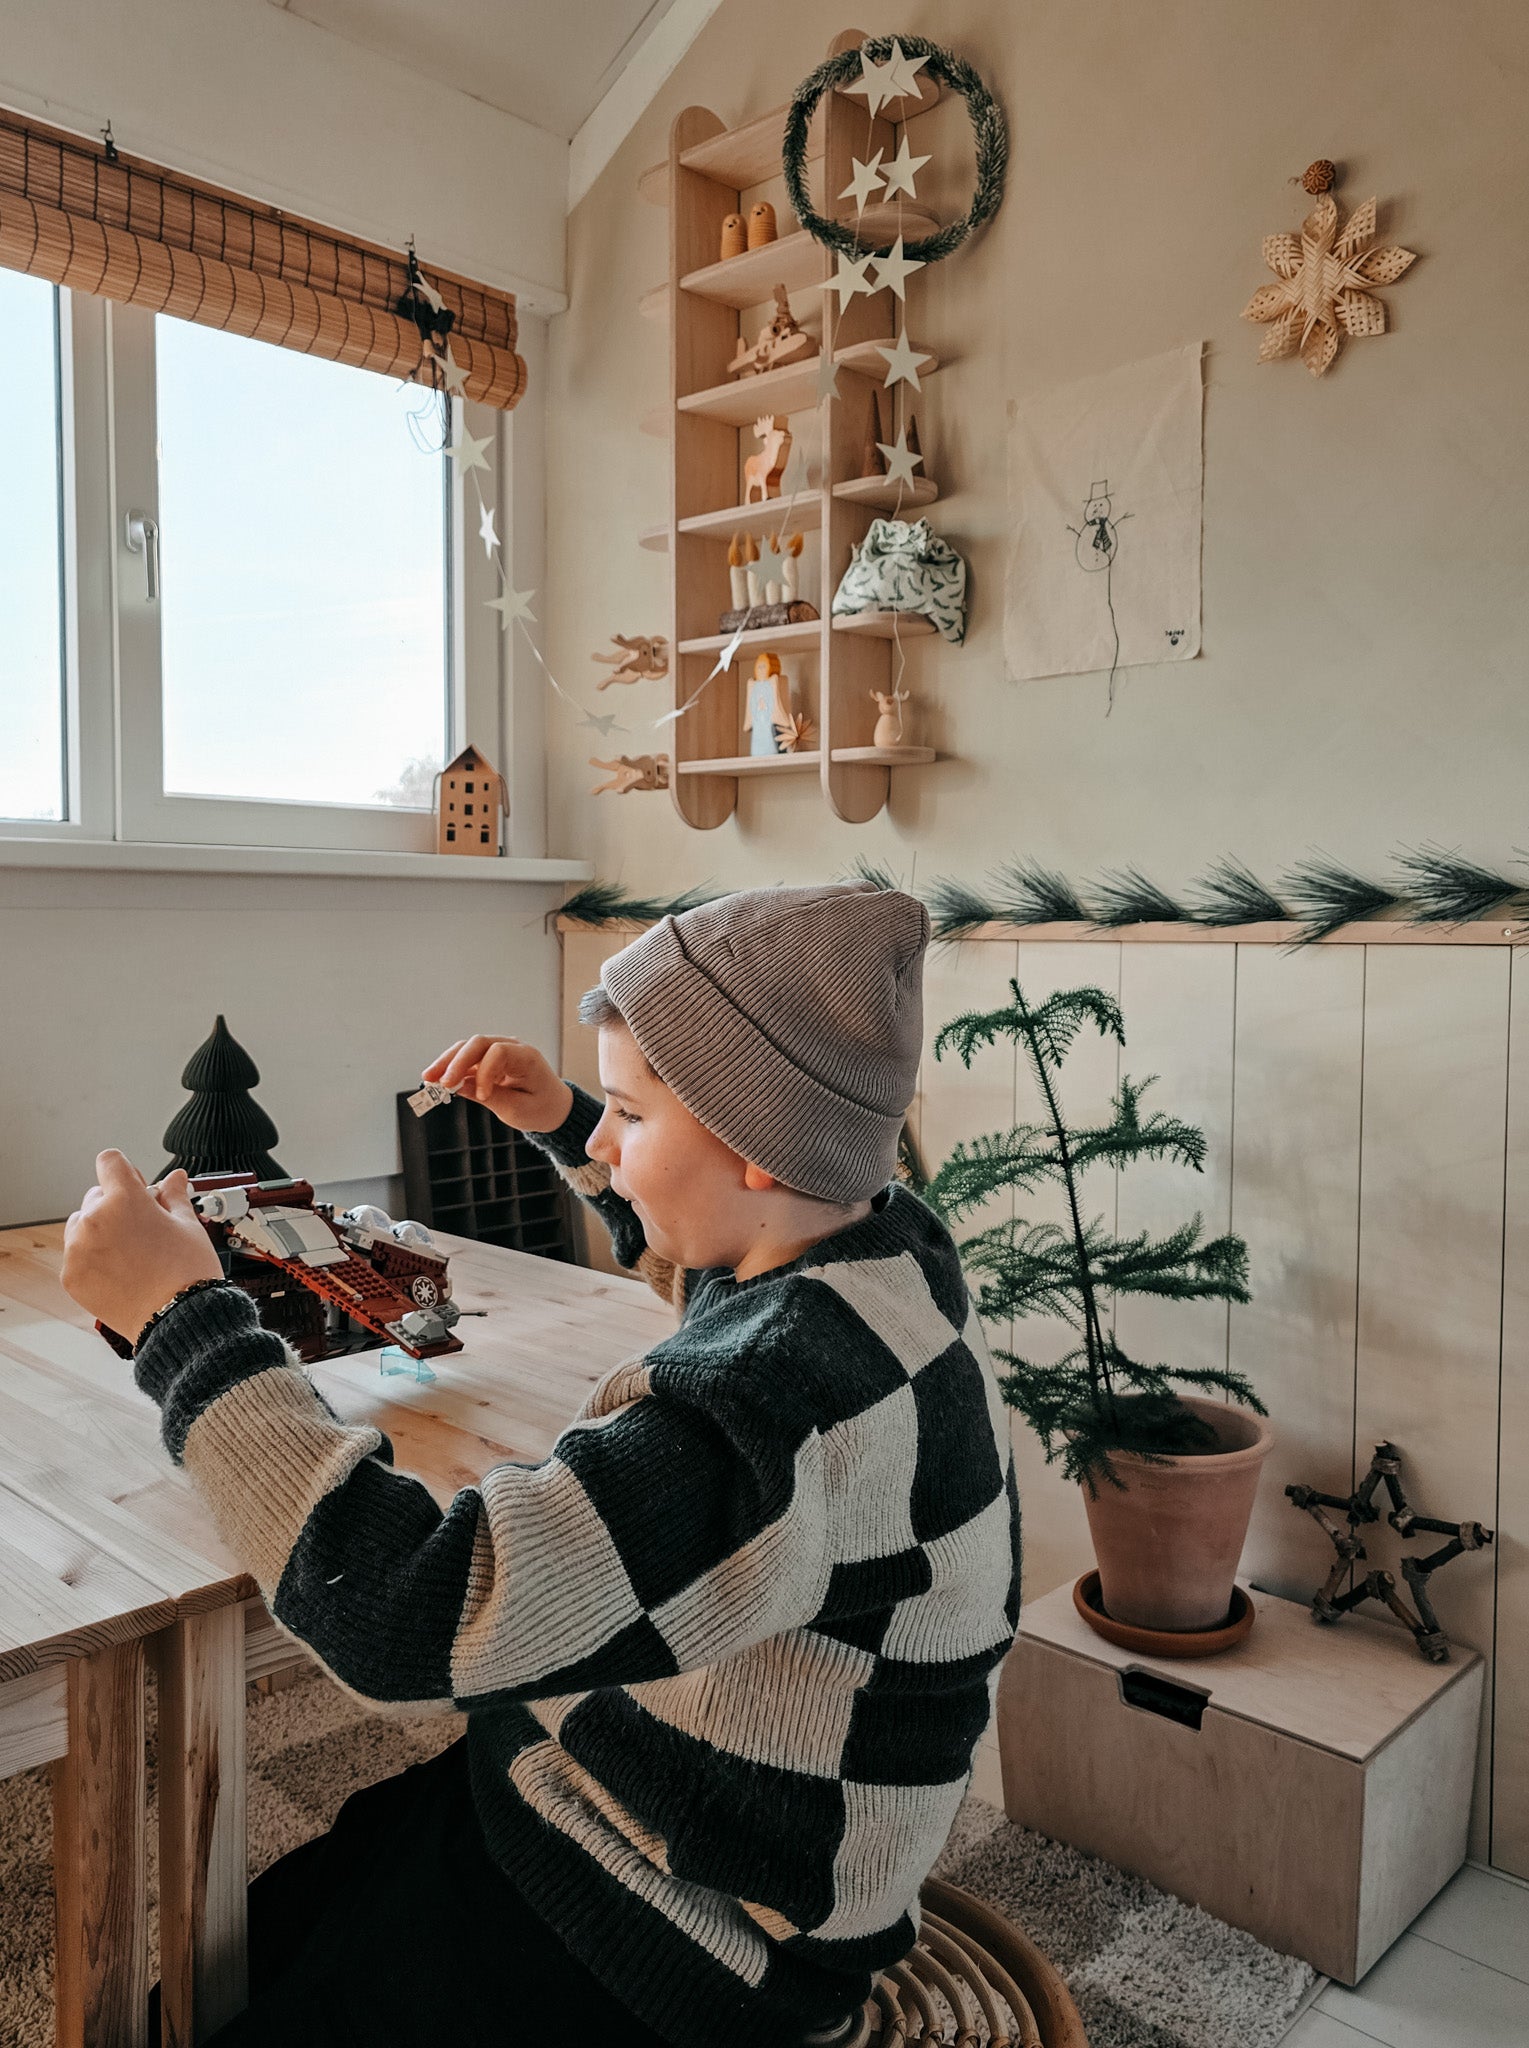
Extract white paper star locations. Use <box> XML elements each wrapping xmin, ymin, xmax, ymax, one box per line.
<box><xmin>815</xmin><ymin>352</ymin><xmax>842</xmax><ymax>404</ymax></box>
<box><xmin>871</xmin><ymin>236</ymin><xmax>924</xmax><ymax>301</ymax></box>
<box><xmin>478</xmin><ymin>500</ymin><xmax>500</xmax><ymax>556</ymax></box>
<box><xmin>415</xmin><ymin>270</ymin><xmax>445</xmax><ymax>314</ymax></box>
<box><xmin>844</xmin><ymin>46</ymin><xmax>898</xmax><ymax>118</ymax></box>
<box><xmin>877</xmin><ymin>329</ymin><xmax>933</xmax><ymax>392</ymax></box>
<box><xmin>880</xmin><ymin>136</ymin><xmax>932</xmax><ymax>202</ymax></box>
<box><xmin>485</xmin><ymin>585</ymin><xmax>536</xmax><ymax>629</ymax></box>
<box><xmin>883</xmin><ymin>41</ymin><xmax>930</xmax><ymax>104</ymax></box>
<box><xmin>448</xmin><ymin>427</ymin><xmax>493</xmax><ymax>477</ymax></box>
<box><xmin>579</xmin><ymin>709</ymin><xmax>627</xmax><ymax>738</ymax></box>
<box><xmin>840</xmin><ymin>151</ymin><xmax>886</xmax><ymax>216</ymax></box>
<box><xmin>439</xmin><ymin>346</ymin><xmax>469</xmax><ymax>397</ymax></box>
<box><xmin>877</xmin><ymin>423</ymin><xmax>924</xmax><ymax>489</ymax></box>
<box><xmin>822</xmin><ymin>251</ymin><xmax>876</xmax><ymax>308</ymax></box>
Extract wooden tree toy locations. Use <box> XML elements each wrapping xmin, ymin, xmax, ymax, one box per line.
<box><xmin>437</xmin><ymin>744</ymin><xmax>506</xmax><ymax>855</ymax></box>
<box><xmin>591</xmin><ymin>633</ymin><xmax>670</xmax><ymax>688</ymax></box>
<box><xmin>742</xmin><ymin>415</ymin><xmax>792</xmax><ymax>503</ymax></box>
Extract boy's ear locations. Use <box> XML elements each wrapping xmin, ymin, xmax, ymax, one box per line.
<box><xmin>742</xmin><ymin>1160</ymin><xmax>777</xmax><ymax>1193</ymax></box>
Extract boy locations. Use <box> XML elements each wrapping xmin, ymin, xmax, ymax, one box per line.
<box><xmin>63</xmin><ymin>882</ymin><xmax>1020</xmax><ymax>2047</ymax></box>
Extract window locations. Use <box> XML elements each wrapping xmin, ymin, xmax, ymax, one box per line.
<box><xmin>2</xmin><ymin>291</ymin><xmax>514</xmax><ymax>857</ymax></box>
<box><xmin>0</xmin><ymin>273</ymin><xmax>66</xmax><ymax>822</ymax></box>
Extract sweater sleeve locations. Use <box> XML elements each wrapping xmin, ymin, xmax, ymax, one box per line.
<box><xmin>527</xmin><ymin>1083</ymin><xmax>685</xmax><ymax>1309</ymax></box>
<box><xmin>133</xmin><ymin>1283</ymin><xmax>829</xmax><ymax>1710</ymax></box>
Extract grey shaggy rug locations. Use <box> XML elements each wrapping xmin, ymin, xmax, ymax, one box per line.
<box><xmin>0</xmin><ymin>1671</ymin><xmax>1312</xmax><ymax>2048</ymax></box>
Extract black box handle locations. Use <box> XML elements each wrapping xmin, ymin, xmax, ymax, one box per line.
<box><xmin>1118</xmin><ymin>1667</ymin><xmax>1209</xmax><ymax>1730</ymax></box>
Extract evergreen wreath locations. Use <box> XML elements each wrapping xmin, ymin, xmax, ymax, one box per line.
<box><xmin>781</xmin><ymin>36</ymin><xmax>1007</xmax><ymax>263</ymax></box>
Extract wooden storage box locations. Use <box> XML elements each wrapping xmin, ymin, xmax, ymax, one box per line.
<box><xmin>997</xmin><ymin>1581</ymin><xmax>1483</xmax><ymax>1984</ymax></box>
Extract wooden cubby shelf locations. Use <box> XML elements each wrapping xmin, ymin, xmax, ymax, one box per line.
<box><xmin>657</xmin><ymin>29</ymin><xmax>948</xmax><ymax>828</ymax></box>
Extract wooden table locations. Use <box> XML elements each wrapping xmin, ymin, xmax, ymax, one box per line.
<box><xmin>0</xmin><ymin>1221</ymin><xmax>673</xmax><ymax>2047</ymax></box>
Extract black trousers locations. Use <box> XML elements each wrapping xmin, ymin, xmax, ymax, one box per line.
<box><xmin>149</xmin><ymin>1736</ymin><xmax>672</xmax><ymax>2046</ymax></box>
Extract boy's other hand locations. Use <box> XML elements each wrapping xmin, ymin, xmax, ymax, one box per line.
<box><xmin>423</xmin><ymin>1037</ymin><xmax>574</xmax><ymax>1134</ymax></box>
<box><xmin>63</xmin><ymin>1152</ymin><xmax>223</xmax><ymax>1344</ymax></box>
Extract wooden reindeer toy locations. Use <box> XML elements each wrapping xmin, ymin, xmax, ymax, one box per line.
<box><xmin>743</xmin><ymin>415</ymin><xmax>792</xmax><ymax>504</ymax></box>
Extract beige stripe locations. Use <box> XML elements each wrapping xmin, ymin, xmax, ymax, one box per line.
<box><xmin>558</xmin><ymin>1158</ymin><xmax>610</xmax><ymax>1199</ymax></box>
<box><xmin>880</xmin><ymin>1488</ymin><xmax>1015</xmax><ymax>1664</ymax></box>
<box><xmin>506</xmin><ymin>1740</ymin><xmax>770</xmax><ymax>1986</ymax></box>
<box><xmin>181</xmin><ymin>1365</ymin><xmax>383</xmax><ymax>1595</ymax></box>
<box><xmin>803</xmin><ymin>1252</ymin><xmax>958</xmax><ymax>1376</ymax></box>
<box><xmin>635</xmin><ymin>1245</ymin><xmax>680</xmax><ymax>1306</ymax></box>
<box><xmin>741</xmin><ymin>1897</ymin><xmax>799</xmax><ymax>1941</ymax></box>
<box><xmin>812</xmin><ymin>1776</ymin><xmax>967</xmax><ymax>1941</ymax></box>
<box><xmin>627</xmin><ymin>1627</ymin><xmax>875</xmax><ymax>1777</ymax></box>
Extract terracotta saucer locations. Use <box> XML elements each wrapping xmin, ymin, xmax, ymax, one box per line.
<box><xmin>1072</xmin><ymin>1571</ymin><xmax>1256</xmax><ymax>1659</ymax></box>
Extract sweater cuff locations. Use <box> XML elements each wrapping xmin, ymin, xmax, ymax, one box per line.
<box><xmin>525</xmin><ymin>1083</ymin><xmax>604</xmax><ymax>1170</ymax></box>
<box><xmin>134</xmin><ymin>1282</ymin><xmax>297</xmax><ymax>1464</ymax></box>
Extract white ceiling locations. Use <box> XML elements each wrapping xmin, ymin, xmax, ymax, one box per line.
<box><xmin>268</xmin><ymin>0</ymin><xmax>683</xmax><ymax>141</ymax></box>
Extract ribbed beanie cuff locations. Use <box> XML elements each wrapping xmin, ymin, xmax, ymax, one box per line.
<box><xmin>599</xmin><ymin>883</ymin><xmax>929</xmax><ymax>1203</ymax></box>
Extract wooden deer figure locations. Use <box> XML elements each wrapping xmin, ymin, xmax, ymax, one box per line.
<box><xmin>743</xmin><ymin>415</ymin><xmax>792</xmax><ymax>504</ymax></box>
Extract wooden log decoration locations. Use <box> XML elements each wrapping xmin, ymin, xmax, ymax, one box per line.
<box><xmin>743</xmin><ymin>415</ymin><xmax>792</xmax><ymax>504</ymax></box>
<box><xmin>589</xmin><ymin>753</ymin><xmax>671</xmax><ymax>795</ymax></box>
<box><xmin>590</xmin><ymin>633</ymin><xmax>670</xmax><ymax>688</ymax></box>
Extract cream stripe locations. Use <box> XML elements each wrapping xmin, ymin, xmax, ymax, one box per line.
<box><xmin>627</xmin><ymin>1627</ymin><xmax>875</xmax><ymax>1777</ymax></box>
<box><xmin>181</xmin><ymin>1365</ymin><xmax>383</xmax><ymax>1595</ymax></box>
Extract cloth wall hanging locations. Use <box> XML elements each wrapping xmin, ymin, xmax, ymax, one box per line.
<box><xmin>0</xmin><ymin>109</ymin><xmax>525</xmax><ymax>409</ymax></box>
<box><xmin>832</xmin><ymin>517</ymin><xmax>968</xmax><ymax>643</ymax></box>
<box><xmin>1005</xmin><ymin>343</ymin><xmax>1204</xmax><ymax>701</ymax></box>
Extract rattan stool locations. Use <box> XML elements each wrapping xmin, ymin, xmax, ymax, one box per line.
<box><xmin>825</xmin><ymin>1876</ymin><xmax>1088</xmax><ymax>2048</ymax></box>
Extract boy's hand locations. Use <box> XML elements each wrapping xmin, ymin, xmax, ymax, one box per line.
<box><xmin>63</xmin><ymin>1152</ymin><xmax>224</xmax><ymax>1344</ymax></box>
<box><xmin>423</xmin><ymin>1037</ymin><xmax>574</xmax><ymax>1134</ymax></box>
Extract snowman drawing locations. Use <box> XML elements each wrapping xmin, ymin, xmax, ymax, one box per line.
<box><xmin>1066</xmin><ymin>479</ymin><xmax>1134</xmax><ymax>710</ymax></box>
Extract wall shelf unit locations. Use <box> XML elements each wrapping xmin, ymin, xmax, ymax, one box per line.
<box><xmin>655</xmin><ymin>28</ymin><xmax>946</xmax><ymax>828</ymax></box>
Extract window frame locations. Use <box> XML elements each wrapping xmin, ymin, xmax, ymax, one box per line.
<box><xmin>1</xmin><ymin>290</ymin><xmax>518</xmax><ymax>859</ymax></box>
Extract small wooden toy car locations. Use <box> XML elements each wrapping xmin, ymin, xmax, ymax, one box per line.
<box><xmin>96</xmin><ymin>1172</ymin><xmax>464</xmax><ymax>1363</ymax></box>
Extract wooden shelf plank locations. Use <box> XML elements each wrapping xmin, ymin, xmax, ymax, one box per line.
<box><xmin>638</xmin><ymin>282</ymin><xmax>667</xmax><ymax>322</ymax></box>
<box><xmin>678</xmin><ymin>336</ymin><xmax>939</xmax><ymax>427</ymax></box>
<box><xmin>679</xmin><ymin>208</ymin><xmax>938</xmax><ymax>309</ymax></box>
<box><xmin>830</xmin><ymin>609</ymin><xmax>938</xmax><ymax>639</ymax></box>
<box><xmin>831</xmin><ymin>745</ymin><xmax>936</xmax><ymax>765</ymax></box>
<box><xmin>832</xmin><ymin>473</ymin><xmax>939</xmax><ymax>513</ymax></box>
<box><xmin>676</xmin><ymin>751</ymin><xmax>821</xmax><ymax>777</ymax></box>
<box><xmin>678</xmin><ymin>619</ymin><xmax>821</xmax><ymax>656</ymax></box>
<box><xmin>637</xmin><ymin>523</ymin><xmax>667</xmax><ymax>552</ymax></box>
<box><xmin>679</xmin><ymin>102</ymin><xmax>825</xmax><ymax>189</ymax></box>
<box><xmin>677</xmin><ymin>489</ymin><xmax>821</xmax><ymax>541</ymax></box>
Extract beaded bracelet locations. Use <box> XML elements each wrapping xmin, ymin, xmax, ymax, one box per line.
<box><xmin>134</xmin><ymin>1275</ymin><xmax>229</xmax><ymax>1351</ymax></box>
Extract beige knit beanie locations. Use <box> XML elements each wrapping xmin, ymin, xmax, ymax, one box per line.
<box><xmin>598</xmin><ymin>882</ymin><xmax>929</xmax><ymax>1203</ymax></box>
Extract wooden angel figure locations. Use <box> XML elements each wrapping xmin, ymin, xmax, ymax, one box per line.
<box><xmin>871</xmin><ymin>685</ymin><xmax>911</xmax><ymax>747</ymax></box>
<box><xmin>591</xmin><ymin>633</ymin><xmax>669</xmax><ymax>689</ymax></box>
<box><xmin>589</xmin><ymin>753</ymin><xmax>671</xmax><ymax>795</ymax></box>
<box><xmin>742</xmin><ymin>415</ymin><xmax>792</xmax><ymax>504</ymax></box>
<box><xmin>743</xmin><ymin>652</ymin><xmax>793</xmax><ymax>757</ymax></box>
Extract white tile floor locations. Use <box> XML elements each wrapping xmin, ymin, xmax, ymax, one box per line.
<box><xmin>1280</xmin><ymin>1864</ymin><xmax>1529</xmax><ymax>2048</ymax></box>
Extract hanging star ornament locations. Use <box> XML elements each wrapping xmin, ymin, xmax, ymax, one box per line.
<box><xmin>877</xmin><ymin>422</ymin><xmax>924</xmax><ymax>489</ymax></box>
<box><xmin>485</xmin><ymin>585</ymin><xmax>536</xmax><ymax>630</ymax></box>
<box><xmin>840</xmin><ymin>151</ymin><xmax>886</xmax><ymax>216</ymax></box>
<box><xmin>870</xmin><ymin>236</ymin><xmax>924</xmax><ymax>301</ymax></box>
<box><xmin>1242</xmin><ymin>190</ymin><xmax>1416</xmax><ymax>378</ymax></box>
<box><xmin>815</xmin><ymin>350</ymin><xmax>842</xmax><ymax>403</ymax></box>
<box><xmin>437</xmin><ymin>345</ymin><xmax>470</xmax><ymax>397</ymax></box>
<box><xmin>477</xmin><ymin>500</ymin><xmax>500</xmax><ymax>556</ymax></box>
<box><xmin>879</xmin><ymin>135</ymin><xmax>931</xmax><ymax>202</ymax></box>
<box><xmin>877</xmin><ymin>329</ymin><xmax>932</xmax><ymax>392</ymax></box>
<box><xmin>844</xmin><ymin>45</ymin><xmax>898</xmax><ymax>118</ymax></box>
<box><xmin>448</xmin><ymin>426</ymin><xmax>493</xmax><ymax>477</ymax></box>
<box><xmin>882</xmin><ymin>39</ymin><xmax>930</xmax><ymax>105</ymax></box>
<box><xmin>822</xmin><ymin>250</ymin><xmax>876</xmax><ymax>308</ymax></box>
<box><xmin>579</xmin><ymin>709</ymin><xmax>628</xmax><ymax>739</ymax></box>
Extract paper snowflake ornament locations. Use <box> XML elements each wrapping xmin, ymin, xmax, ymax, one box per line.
<box><xmin>1242</xmin><ymin>191</ymin><xmax>1417</xmax><ymax>378</ymax></box>
<box><xmin>877</xmin><ymin>329</ymin><xmax>932</xmax><ymax>392</ymax></box>
<box><xmin>823</xmin><ymin>251</ymin><xmax>876</xmax><ymax>308</ymax></box>
<box><xmin>877</xmin><ymin>423</ymin><xmax>924</xmax><ymax>489</ymax></box>
<box><xmin>871</xmin><ymin>236</ymin><xmax>923</xmax><ymax>301</ymax></box>
<box><xmin>841</xmin><ymin>152</ymin><xmax>886</xmax><ymax>215</ymax></box>
<box><xmin>880</xmin><ymin>136</ymin><xmax>931</xmax><ymax>202</ymax></box>
<box><xmin>485</xmin><ymin>585</ymin><xmax>535</xmax><ymax>630</ymax></box>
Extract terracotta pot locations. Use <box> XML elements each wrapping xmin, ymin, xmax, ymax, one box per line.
<box><xmin>1080</xmin><ymin>1395</ymin><xmax>1274</xmax><ymax>1633</ymax></box>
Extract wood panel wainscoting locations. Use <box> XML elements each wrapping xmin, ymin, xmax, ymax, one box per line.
<box><xmin>558</xmin><ymin>915</ymin><xmax>1529</xmax><ymax>1880</ymax></box>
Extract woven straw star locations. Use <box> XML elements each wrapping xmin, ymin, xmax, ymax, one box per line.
<box><xmin>1242</xmin><ymin>192</ymin><xmax>1416</xmax><ymax>377</ymax></box>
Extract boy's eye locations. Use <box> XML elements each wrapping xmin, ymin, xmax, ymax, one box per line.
<box><xmin>614</xmin><ymin>1105</ymin><xmax>640</xmax><ymax>1124</ymax></box>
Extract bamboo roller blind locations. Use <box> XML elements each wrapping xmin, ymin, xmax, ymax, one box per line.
<box><xmin>0</xmin><ymin>109</ymin><xmax>526</xmax><ymax>409</ymax></box>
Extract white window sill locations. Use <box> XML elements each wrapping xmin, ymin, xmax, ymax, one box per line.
<box><xmin>0</xmin><ymin>836</ymin><xmax>592</xmax><ymax>885</ymax></box>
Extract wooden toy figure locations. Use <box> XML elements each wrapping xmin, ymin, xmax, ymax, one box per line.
<box><xmin>437</xmin><ymin>744</ymin><xmax>505</xmax><ymax>855</ymax></box>
<box><xmin>589</xmin><ymin>753</ymin><xmax>671</xmax><ymax>795</ymax></box>
<box><xmin>747</xmin><ymin>201</ymin><xmax>778</xmax><ymax>249</ymax></box>
<box><xmin>591</xmin><ymin>634</ymin><xmax>669</xmax><ymax>689</ymax></box>
<box><xmin>720</xmin><ymin>212</ymin><xmax>747</xmax><ymax>260</ymax></box>
<box><xmin>743</xmin><ymin>415</ymin><xmax>792</xmax><ymax>503</ymax></box>
<box><xmin>726</xmin><ymin>285</ymin><xmax>816</xmax><ymax>379</ymax></box>
<box><xmin>728</xmin><ymin>533</ymin><xmax>751</xmax><ymax>608</ymax></box>
<box><xmin>871</xmin><ymin>685</ymin><xmax>911</xmax><ymax>747</ymax></box>
<box><xmin>743</xmin><ymin>651</ymin><xmax>793</xmax><ymax>757</ymax></box>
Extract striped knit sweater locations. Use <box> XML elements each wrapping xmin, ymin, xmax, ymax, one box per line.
<box><xmin>134</xmin><ymin>1086</ymin><xmax>1021</xmax><ymax>2047</ymax></box>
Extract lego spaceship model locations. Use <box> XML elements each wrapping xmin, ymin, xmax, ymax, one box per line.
<box><xmin>96</xmin><ymin>1172</ymin><xmax>464</xmax><ymax>1364</ymax></box>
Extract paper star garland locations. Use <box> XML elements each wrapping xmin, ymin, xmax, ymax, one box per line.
<box><xmin>485</xmin><ymin>585</ymin><xmax>536</xmax><ymax>630</ymax></box>
<box><xmin>840</xmin><ymin>151</ymin><xmax>886</xmax><ymax>215</ymax></box>
<box><xmin>477</xmin><ymin>499</ymin><xmax>500</xmax><ymax>556</ymax></box>
<box><xmin>844</xmin><ymin>46</ymin><xmax>898</xmax><ymax>118</ymax></box>
<box><xmin>883</xmin><ymin>39</ymin><xmax>929</xmax><ymax>104</ymax></box>
<box><xmin>823</xmin><ymin>251</ymin><xmax>876</xmax><ymax>308</ymax></box>
<box><xmin>448</xmin><ymin>427</ymin><xmax>493</xmax><ymax>478</ymax></box>
<box><xmin>437</xmin><ymin>346</ymin><xmax>469</xmax><ymax>398</ymax></box>
<box><xmin>579</xmin><ymin>709</ymin><xmax>628</xmax><ymax>738</ymax></box>
<box><xmin>880</xmin><ymin>136</ymin><xmax>931</xmax><ymax>202</ymax></box>
<box><xmin>815</xmin><ymin>351</ymin><xmax>842</xmax><ymax>403</ymax></box>
<box><xmin>877</xmin><ymin>329</ymin><xmax>932</xmax><ymax>391</ymax></box>
<box><xmin>871</xmin><ymin>236</ymin><xmax>923</xmax><ymax>300</ymax></box>
<box><xmin>877</xmin><ymin>423</ymin><xmax>924</xmax><ymax>489</ymax></box>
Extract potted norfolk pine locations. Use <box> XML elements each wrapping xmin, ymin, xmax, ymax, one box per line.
<box><xmin>924</xmin><ymin>980</ymin><xmax>1271</xmax><ymax>1636</ymax></box>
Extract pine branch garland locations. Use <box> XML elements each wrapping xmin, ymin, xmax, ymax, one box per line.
<box><xmin>1391</xmin><ymin>844</ymin><xmax>1524</xmax><ymax>925</ymax></box>
<box><xmin>1281</xmin><ymin>855</ymin><xmax>1402</xmax><ymax>944</ymax></box>
<box><xmin>1088</xmin><ymin>868</ymin><xmax>1189</xmax><ymax>927</ymax></box>
<box><xmin>927</xmin><ymin>876</ymin><xmax>999</xmax><ymax>938</ymax></box>
<box><xmin>1187</xmin><ymin>856</ymin><xmax>1289</xmax><ymax>925</ymax></box>
<box><xmin>992</xmin><ymin>857</ymin><xmax>1089</xmax><ymax>925</ymax></box>
<box><xmin>558</xmin><ymin>881</ymin><xmax>716</xmax><ymax>927</ymax></box>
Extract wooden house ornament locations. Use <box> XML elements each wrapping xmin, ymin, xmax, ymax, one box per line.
<box><xmin>437</xmin><ymin>745</ymin><xmax>506</xmax><ymax>856</ymax></box>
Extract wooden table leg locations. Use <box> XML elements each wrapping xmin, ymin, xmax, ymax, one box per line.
<box><xmin>157</xmin><ymin>1605</ymin><xmax>248</xmax><ymax>2047</ymax></box>
<box><xmin>52</xmin><ymin>1637</ymin><xmax>149</xmax><ymax>2048</ymax></box>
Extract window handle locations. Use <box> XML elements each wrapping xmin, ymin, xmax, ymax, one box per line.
<box><xmin>125</xmin><ymin>510</ymin><xmax>160</xmax><ymax>601</ymax></box>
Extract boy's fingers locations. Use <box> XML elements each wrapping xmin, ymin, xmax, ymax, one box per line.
<box><xmin>440</xmin><ymin>1034</ymin><xmax>498</xmax><ymax>1090</ymax></box>
<box><xmin>422</xmin><ymin>1041</ymin><xmax>466</xmax><ymax>1084</ymax></box>
<box><xmin>153</xmin><ymin>1168</ymin><xmax>195</xmax><ymax>1213</ymax></box>
<box><xmin>96</xmin><ymin>1149</ymin><xmax>146</xmax><ymax>1192</ymax></box>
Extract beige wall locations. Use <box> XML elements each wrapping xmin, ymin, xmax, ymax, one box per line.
<box><xmin>545</xmin><ymin>0</ymin><xmax>1529</xmax><ymax>895</ymax></box>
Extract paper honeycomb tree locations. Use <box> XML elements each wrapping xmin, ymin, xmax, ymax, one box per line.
<box><xmin>162</xmin><ymin>1014</ymin><xmax>284</xmax><ymax>1179</ymax></box>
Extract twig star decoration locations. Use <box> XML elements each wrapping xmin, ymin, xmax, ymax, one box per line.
<box><xmin>1242</xmin><ymin>184</ymin><xmax>1417</xmax><ymax>377</ymax></box>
